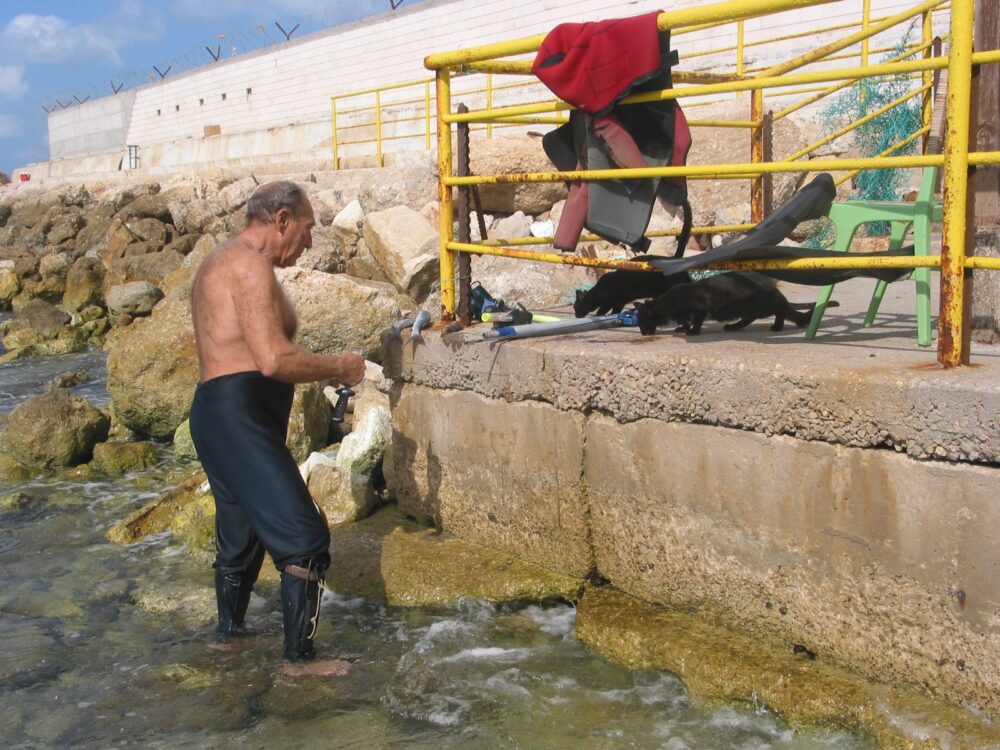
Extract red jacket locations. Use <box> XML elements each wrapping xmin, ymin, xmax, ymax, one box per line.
<box><xmin>532</xmin><ymin>11</ymin><xmax>662</xmax><ymax>115</ymax></box>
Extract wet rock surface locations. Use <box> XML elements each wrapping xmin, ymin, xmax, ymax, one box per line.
<box><xmin>576</xmin><ymin>586</ymin><xmax>1000</xmax><ymax>748</ymax></box>
<box><xmin>0</xmin><ymin>388</ymin><xmax>109</xmax><ymax>468</ymax></box>
<box><xmin>327</xmin><ymin>507</ymin><xmax>584</xmax><ymax>607</ymax></box>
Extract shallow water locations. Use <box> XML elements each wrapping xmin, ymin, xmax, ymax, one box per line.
<box><xmin>0</xmin><ymin>352</ymin><xmax>871</xmax><ymax>749</ymax></box>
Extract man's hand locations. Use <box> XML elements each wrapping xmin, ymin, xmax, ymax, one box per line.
<box><xmin>335</xmin><ymin>352</ymin><xmax>366</xmax><ymax>387</ymax></box>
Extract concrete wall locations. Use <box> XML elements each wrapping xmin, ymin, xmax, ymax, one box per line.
<box><xmin>35</xmin><ymin>0</ymin><xmax>938</xmax><ymax>176</ymax></box>
<box><xmin>382</xmin><ymin>323</ymin><xmax>1000</xmax><ymax>716</ymax></box>
<box><xmin>48</xmin><ymin>91</ymin><xmax>135</xmax><ymax>161</ymax></box>
<box><xmin>385</xmin><ymin>381</ymin><xmax>1000</xmax><ymax>717</ymax></box>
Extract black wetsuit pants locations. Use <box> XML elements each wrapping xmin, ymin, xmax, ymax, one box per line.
<box><xmin>189</xmin><ymin>371</ymin><xmax>331</xmax><ymax>580</ymax></box>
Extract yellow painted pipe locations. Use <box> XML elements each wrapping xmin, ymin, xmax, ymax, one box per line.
<box><xmin>965</xmin><ymin>258</ymin><xmax>1000</xmax><ymax>270</ymax></box>
<box><xmin>436</xmin><ymin>70</ymin><xmax>455</xmax><ymax>319</ymax></box>
<box><xmin>444</xmin><ymin>154</ymin><xmax>944</xmax><ymax>186</ymax></box>
<box><xmin>425</xmin><ymin>81</ymin><xmax>431</xmax><ymax>150</ymax></box>
<box><xmin>448</xmin><ymin>241</ymin><xmax>945</xmax><ymax>272</ymax></box>
<box><xmin>424</xmin><ymin>0</ymin><xmax>840</xmax><ymax>69</ymax></box>
<box><xmin>441</xmin><ymin>51</ymin><xmax>1000</xmax><ymax>124</ymax></box>
<box><xmin>861</xmin><ymin>0</ymin><xmax>872</xmax><ymax>66</ymax></box>
<box><xmin>938</xmin><ymin>0</ymin><xmax>974</xmax><ymax>367</ymax></box>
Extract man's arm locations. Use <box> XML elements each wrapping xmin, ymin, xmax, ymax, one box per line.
<box><xmin>231</xmin><ymin>252</ymin><xmax>365</xmax><ymax>385</ymax></box>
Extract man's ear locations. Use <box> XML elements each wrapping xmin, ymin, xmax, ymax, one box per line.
<box><xmin>275</xmin><ymin>207</ymin><xmax>291</xmax><ymax>232</ymax></box>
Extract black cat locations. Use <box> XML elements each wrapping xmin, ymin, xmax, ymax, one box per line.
<box><xmin>634</xmin><ymin>271</ymin><xmax>828</xmax><ymax>336</ymax></box>
<box><xmin>574</xmin><ymin>257</ymin><xmax>691</xmax><ymax>317</ymax></box>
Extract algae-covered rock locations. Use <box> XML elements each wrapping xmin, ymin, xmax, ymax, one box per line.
<box><xmin>0</xmin><ymin>389</ymin><xmax>110</xmax><ymax>469</ymax></box>
<box><xmin>158</xmin><ymin>664</ymin><xmax>222</xmax><ymax>690</ymax></box>
<box><xmin>574</xmin><ymin>586</ymin><xmax>1000</xmax><ymax>748</ymax></box>
<box><xmin>336</xmin><ymin>405</ymin><xmax>391</xmax><ymax>475</ymax></box>
<box><xmin>0</xmin><ymin>452</ymin><xmax>32</xmax><ymax>480</ymax></box>
<box><xmin>172</xmin><ymin>419</ymin><xmax>199</xmax><ymax>462</ymax></box>
<box><xmin>0</xmin><ymin>490</ymin><xmax>30</xmax><ymax>510</ymax></box>
<box><xmin>0</xmin><ymin>268</ymin><xmax>21</xmax><ymax>305</ymax></box>
<box><xmin>62</xmin><ymin>256</ymin><xmax>106</xmax><ymax>312</ymax></box>
<box><xmin>307</xmin><ymin>463</ymin><xmax>378</xmax><ymax>527</ymax></box>
<box><xmin>133</xmin><ymin>582</ymin><xmax>215</xmax><ymax>625</ymax></box>
<box><xmin>105</xmin><ymin>285</ymin><xmax>198</xmax><ymax>438</ymax></box>
<box><xmin>327</xmin><ymin>507</ymin><xmax>583</xmax><ymax>607</ymax></box>
<box><xmin>169</xmin><ymin>492</ymin><xmax>216</xmax><ymax>552</ymax></box>
<box><xmin>106</xmin><ymin>471</ymin><xmax>207</xmax><ymax>544</ymax></box>
<box><xmin>90</xmin><ymin>441</ymin><xmax>158</xmax><ymax>475</ymax></box>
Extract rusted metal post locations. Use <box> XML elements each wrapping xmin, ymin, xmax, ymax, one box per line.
<box><xmin>750</xmin><ymin>89</ymin><xmax>764</xmax><ymax>223</ymax></box>
<box><xmin>937</xmin><ymin>0</ymin><xmax>976</xmax><ymax>367</ymax></box>
<box><xmin>455</xmin><ymin>104</ymin><xmax>473</xmax><ymax>326</ymax></box>
<box><xmin>972</xmin><ymin>0</ymin><xmax>1000</xmax><ymax>342</ymax></box>
<box><xmin>762</xmin><ymin>110</ymin><xmax>774</xmax><ymax>218</ymax></box>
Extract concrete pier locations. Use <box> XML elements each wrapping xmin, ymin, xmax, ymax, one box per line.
<box><xmin>383</xmin><ymin>276</ymin><xmax>1000</xmax><ymax>715</ymax></box>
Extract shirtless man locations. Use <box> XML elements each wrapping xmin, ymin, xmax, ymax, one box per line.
<box><xmin>188</xmin><ymin>180</ymin><xmax>365</xmax><ymax>665</ymax></box>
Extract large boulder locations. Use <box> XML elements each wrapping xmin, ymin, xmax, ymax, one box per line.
<box><xmin>105</xmin><ymin>249</ymin><xmax>184</xmax><ymax>288</ymax></box>
<box><xmin>35</xmin><ymin>251</ymin><xmax>72</xmax><ymax>300</ymax></box>
<box><xmin>357</xmin><ymin>161</ymin><xmax>437</xmax><ymax>213</ymax></box>
<box><xmin>0</xmin><ymin>389</ymin><xmax>110</xmax><ymax>469</ymax></box>
<box><xmin>105</xmin><ymin>287</ymin><xmax>199</xmax><ymax>438</ymax></box>
<box><xmin>336</xmin><ymin>406</ymin><xmax>392</xmax><ymax>476</ymax></box>
<box><xmin>90</xmin><ymin>441</ymin><xmax>158</xmax><ymax>475</ymax></box>
<box><xmin>470</xmin><ymin>134</ymin><xmax>567</xmax><ymax>214</ymax></box>
<box><xmin>331</xmin><ymin>199</ymin><xmax>364</xmax><ymax>251</ymax></box>
<box><xmin>63</xmin><ymin>256</ymin><xmax>106</xmax><ymax>311</ymax></box>
<box><xmin>75</xmin><ymin>203</ymin><xmax>117</xmax><ymax>254</ymax></box>
<box><xmin>308</xmin><ymin>463</ymin><xmax>379</xmax><ymax>527</ymax></box>
<box><xmin>114</xmin><ymin>192</ymin><xmax>173</xmax><ymax>224</ymax></box>
<box><xmin>106</xmin><ymin>281</ymin><xmax>164</xmax><ymax>317</ymax></box>
<box><xmin>362</xmin><ymin>206</ymin><xmax>438</xmax><ymax>301</ymax></box>
<box><xmin>277</xmin><ymin>267</ymin><xmax>413</xmax><ymax>361</ymax></box>
<box><xmin>0</xmin><ymin>268</ymin><xmax>21</xmax><ymax>306</ymax></box>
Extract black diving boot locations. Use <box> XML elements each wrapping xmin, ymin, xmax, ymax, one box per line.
<box><xmin>280</xmin><ymin>565</ymin><xmax>324</xmax><ymax>662</ymax></box>
<box><xmin>214</xmin><ymin>570</ymin><xmax>255</xmax><ymax>643</ymax></box>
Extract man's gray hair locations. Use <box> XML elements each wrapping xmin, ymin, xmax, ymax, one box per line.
<box><xmin>245</xmin><ymin>180</ymin><xmax>308</xmax><ymax>225</ymax></box>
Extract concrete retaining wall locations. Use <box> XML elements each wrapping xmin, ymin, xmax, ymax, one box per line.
<box><xmin>383</xmin><ymin>324</ymin><xmax>1000</xmax><ymax>716</ymax></box>
<box><xmin>385</xmin><ymin>380</ymin><xmax>1000</xmax><ymax>715</ymax></box>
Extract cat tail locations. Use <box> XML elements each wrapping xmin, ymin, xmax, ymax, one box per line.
<box><xmin>674</xmin><ymin>199</ymin><xmax>693</xmax><ymax>258</ymax></box>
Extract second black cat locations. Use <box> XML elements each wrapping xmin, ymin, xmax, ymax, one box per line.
<box><xmin>635</xmin><ymin>271</ymin><xmax>828</xmax><ymax>336</ymax></box>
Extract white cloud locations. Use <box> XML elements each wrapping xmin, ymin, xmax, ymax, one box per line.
<box><xmin>0</xmin><ymin>65</ymin><xmax>28</xmax><ymax>99</ymax></box>
<box><xmin>0</xmin><ymin>5</ymin><xmax>165</xmax><ymax>67</ymax></box>
<box><xmin>2</xmin><ymin>14</ymin><xmax>122</xmax><ymax>65</ymax></box>
<box><xmin>0</xmin><ymin>113</ymin><xmax>22</xmax><ymax>139</ymax></box>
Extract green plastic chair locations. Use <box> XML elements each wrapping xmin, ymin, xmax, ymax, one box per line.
<box><xmin>806</xmin><ymin>66</ymin><xmax>947</xmax><ymax>347</ymax></box>
<box><xmin>803</xmin><ymin>166</ymin><xmax>942</xmax><ymax>346</ymax></box>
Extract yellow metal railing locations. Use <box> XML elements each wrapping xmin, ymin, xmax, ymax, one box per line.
<box><xmin>331</xmin><ymin>0</ymin><xmax>945</xmax><ymax>178</ymax></box>
<box><xmin>426</xmin><ymin>0</ymin><xmax>1000</xmax><ymax>367</ymax></box>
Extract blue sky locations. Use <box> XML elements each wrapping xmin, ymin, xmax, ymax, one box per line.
<box><xmin>0</xmin><ymin>0</ymin><xmax>414</xmax><ymax>176</ymax></box>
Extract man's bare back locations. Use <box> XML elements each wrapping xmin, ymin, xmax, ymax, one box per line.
<box><xmin>190</xmin><ymin>197</ymin><xmax>364</xmax><ymax>386</ymax></box>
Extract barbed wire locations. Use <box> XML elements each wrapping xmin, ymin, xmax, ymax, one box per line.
<box><xmin>34</xmin><ymin>1</ymin><xmax>411</xmax><ymax>112</ymax></box>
